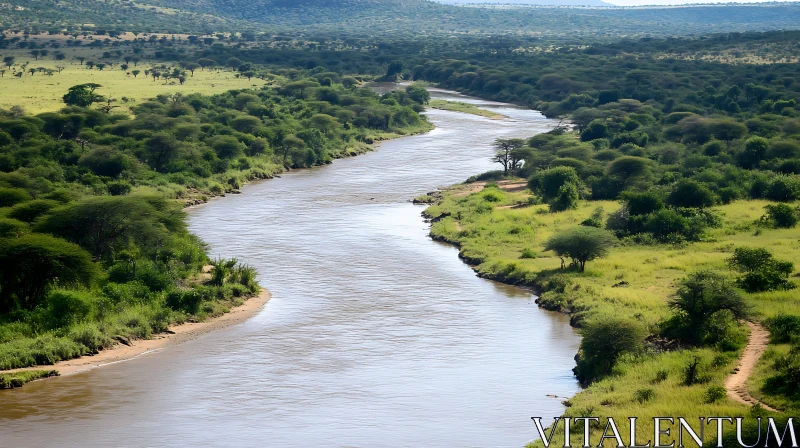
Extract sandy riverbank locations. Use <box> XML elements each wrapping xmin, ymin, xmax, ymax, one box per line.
<box><xmin>2</xmin><ymin>289</ymin><xmax>270</xmax><ymax>379</ymax></box>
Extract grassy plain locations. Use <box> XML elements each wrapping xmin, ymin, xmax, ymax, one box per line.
<box><xmin>424</xmin><ymin>181</ymin><xmax>798</xmax><ymax>446</ymax></box>
<box><xmin>0</xmin><ymin>54</ymin><xmax>265</xmax><ymax>114</ymax></box>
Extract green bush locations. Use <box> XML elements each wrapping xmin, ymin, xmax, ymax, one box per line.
<box><xmin>704</xmin><ymin>386</ymin><xmax>727</xmax><ymax>403</ymax></box>
<box><xmin>574</xmin><ymin>316</ymin><xmax>645</xmax><ymax>384</ymax></box>
<box><xmin>760</xmin><ymin>203</ymin><xmax>799</xmax><ymax>228</ymax></box>
<box><xmin>69</xmin><ymin>323</ymin><xmax>111</xmax><ymax>352</ymax></box>
<box><xmin>728</xmin><ymin>247</ymin><xmax>795</xmax><ymax>292</ymax></box>
<box><xmin>765</xmin><ymin>314</ymin><xmax>800</xmax><ymax>343</ymax></box>
<box><xmin>7</xmin><ymin>199</ymin><xmax>60</xmax><ymax>223</ymax></box>
<box><xmin>47</xmin><ymin>289</ymin><xmax>98</xmax><ymax>327</ymax></box>
<box><xmin>0</xmin><ymin>217</ymin><xmax>29</xmax><ymax>237</ymax></box>
<box><xmin>634</xmin><ymin>388</ymin><xmax>656</xmax><ymax>403</ymax></box>
<box><xmin>520</xmin><ymin>248</ymin><xmax>537</xmax><ymax>259</ymax></box>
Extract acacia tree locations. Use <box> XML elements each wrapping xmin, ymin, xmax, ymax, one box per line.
<box><xmin>492</xmin><ymin>138</ymin><xmax>525</xmax><ymax>175</ymax></box>
<box><xmin>62</xmin><ymin>83</ymin><xmax>104</xmax><ymax>108</ymax></box>
<box><xmin>0</xmin><ymin>234</ymin><xmax>98</xmax><ymax>311</ymax></box>
<box><xmin>544</xmin><ymin>226</ymin><xmax>616</xmax><ymax>272</ymax></box>
<box><xmin>667</xmin><ymin>271</ymin><xmax>749</xmax><ymax>343</ymax></box>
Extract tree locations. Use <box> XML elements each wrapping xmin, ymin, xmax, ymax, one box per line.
<box><xmin>668</xmin><ymin>271</ymin><xmax>749</xmax><ymax>343</ymax></box>
<box><xmin>405</xmin><ymin>84</ymin><xmax>430</xmax><ymax>104</ymax></box>
<box><xmin>131</xmin><ymin>69</ymin><xmax>141</xmax><ymax>78</ymax></box>
<box><xmin>728</xmin><ymin>247</ymin><xmax>794</xmax><ymax>292</ymax></box>
<box><xmin>550</xmin><ymin>181</ymin><xmax>580</xmax><ymax>212</ymax></box>
<box><xmin>3</xmin><ymin>56</ymin><xmax>14</xmax><ymax>68</ymax></box>
<box><xmin>385</xmin><ymin>60</ymin><xmax>403</xmax><ymax>79</ymax></box>
<box><xmin>574</xmin><ymin>317</ymin><xmax>645</xmax><ymax>384</ymax></box>
<box><xmin>280</xmin><ymin>134</ymin><xmax>306</xmax><ymax>167</ymax></box>
<box><xmin>607</xmin><ymin>156</ymin><xmax>650</xmax><ymax>182</ymax></box>
<box><xmin>492</xmin><ymin>138</ymin><xmax>525</xmax><ymax>175</ymax></box>
<box><xmin>309</xmin><ymin>114</ymin><xmax>338</xmax><ymax>135</ymax></box>
<box><xmin>211</xmin><ymin>136</ymin><xmax>246</xmax><ymax>159</ymax></box>
<box><xmin>0</xmin><ymin>187</ymin><xmax>32</xmax><ymax>207</ymax></box>
<box><xmin>0</xmin><ymin>234</ymin><xmax>98</xmax><ymax>312</ymax></box>
<box><xmin>230</xmin><ymin>115</ymin><xmax>261</xmax><ymax>133</ymax></box>
<box><xmin>183</xmin><ymin>62</ymin><xmax>200</xmax><ymax>76</ymax></box>
<box><xmin>668</xmin><ymin>179</ymin><xmax>717</xmax><ymax>209</ymax></box>
<box><xmin>529</xmin><ymin>166</ymin><xmax>581</xmax><ymax>202</ymax></box>
<box><xmin>144</xmin><ymin>133</ymin><xmax>181</xmax><ymax>172</ymax></box>
<box><xmin>761</xmin><ymin>204</ymin><xmax>799</xmax><ymax>229</ymax></box>
<box><xmin>709</xmin><ymin>120</ymin><xmax>746</xmax><ymax>148</ymax></box>
<box><xmin>30</xmin><ymin>49</ymin><xmax>40</xmax><ymax>60</ymax></box>
<box><xmin>544</xmin><ymin>226</ymin><xmax>616</xmax><ymax>272</ymax></box>
<box><xmin>739</xmin><ymin>136</ymin><xmax>769</xmax><ymax>168</ymax></box>
<box><xmin>62</xmin><ymin>84</ymin><xmax>103</xmax><ymax>108</ymax></box>
<box><xmin>35</xmin><ymin>196</ymin><xmax>183</xmax><ymax>261</ymax></box>
<box><xmin>197</xmin><ymin>58</ymin><xmax>216</xmax><ymax>70</ymax></box>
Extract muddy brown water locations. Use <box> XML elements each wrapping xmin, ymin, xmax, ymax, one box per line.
<box><xmin>0</xmin><ymin>88</ymin><xmax>580</xmax><ymax>448</ymax></box>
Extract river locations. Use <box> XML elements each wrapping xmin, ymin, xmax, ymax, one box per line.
<box><xmin>0</xmin><ymin>88</ymin><xmax>580</xmax><ymax>448</ymax></box>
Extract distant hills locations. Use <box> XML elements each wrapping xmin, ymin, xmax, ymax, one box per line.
<box><xmin>3</xmin><ymin>0</ymin><xmax>800</xmax><ymax>37</ymax></box>
<box><xmin>438</xmin><ymin>0</ymin><xmax>613</xmax><ymax>6</ymax></box>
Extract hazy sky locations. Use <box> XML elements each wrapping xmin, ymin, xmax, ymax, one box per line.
<box><xmin>606</xmin><ymin>0</ymin><xmax>796</xmax><ymax>5</ymax></box>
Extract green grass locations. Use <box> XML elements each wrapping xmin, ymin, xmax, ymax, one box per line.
<box><xmin>428</xmin><ymin>99</ymin><xmax>507</xmax><ymax>119</ymax></box>
<box><xmin>424</xmin><ymin>180</ymin><xmax>798</xmax><ymax>446</ymax></box>
<box><xmin>0</xmin><ymin>370</ymin><xmax>58</xmax><ymax>389</ymax></box>
<box><xmin>0</xmin><ymin>54</ymin><xmax>267</xmax><ymax>114</ymax></box>
<box><xmin>0</xmin><ymin>267</ymin><xmax>260</xmax><ymax>371</ymax></box>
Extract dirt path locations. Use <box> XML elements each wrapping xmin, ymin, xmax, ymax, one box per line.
<box><xmin>724</xmin><ymin>321</ymin><xmax>780</xmax><ymax>412</ymax></box>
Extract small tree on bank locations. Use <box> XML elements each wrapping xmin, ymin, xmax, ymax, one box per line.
<box><xmin>544</xmin><ymin>226</ymin><xmax>616</xmax><ymax>272</ymax></box>
<box><xmin>492</xmin><ymin>138</ymin><xmax>525</xmax><ymax>175</ymax></box>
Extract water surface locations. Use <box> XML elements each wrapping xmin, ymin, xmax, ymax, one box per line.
<box><xmin>0</xmin><ymin>88</ymin><xmax>580</xmax><ymax>448</ymax></box>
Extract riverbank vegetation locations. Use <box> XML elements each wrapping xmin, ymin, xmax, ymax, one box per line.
<box><xmin>425</xmin><ymin>182</ymin><xmax>797</xmax><ymax>445</ymax></box>
<box><xmin>0</xmin><ymin>77</ymin><xmax>431</xmax><ymax>379</ymax></box>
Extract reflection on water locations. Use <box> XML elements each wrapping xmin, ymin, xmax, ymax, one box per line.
<box><xmin>0</xmin><ymin>89</ymin><xmax>581</xmax><ymax>448</ymax></box>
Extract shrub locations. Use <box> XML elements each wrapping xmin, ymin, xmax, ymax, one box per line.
<box><xmin>529</xmin><ymin>166</ymin><xmax>581</xmax><ymax>202</ymax></box>
<box><xmin>683</xmin><ymin>357</ymin><xmax>710</xmax><ymax>386</ymax></box>
<box><xmin>166</xmin><ymin>289</ymin><xmax>204</xmax><ymax>314</ymax></box>
<box><xmin>574</xmin><ymin>316</ymin><xmax>645</xmax><ymax>384</ymax></box>
<box><xmin>47</xmin><ymin>289</ymin><xmax>98</xmax><ymax>327</ymax></box>
<box><xmin>728</xmin><ymin>247</ymin><xmax>795</xmax><ymax>292</ymax></box>
<box><xmin>549</xmin><ymin>182</ymin><xmax>579</xmax><ymax>212</ymax></box>
<box><xmin>634</xmin><ymin>388</ymin><xmax>656</xmax><ymax>403</ymax></box>
<box><xmin>666</xmin><ymin>271</ymin><xmax>748</xmax><ymax>344</ymax></box>
<box><xmin>763</xmin><ymin>348</ymin><xmax>800</xmax><ymax>399</ymax></box>
<box><xmin>704</xmin><ymin>386</ymin><xmax>727</xmax><ymax>403</ymax></box>
<box><xmin>0</xmin><ymin>218</ymin><xmax>29</xmax><ymax>237</ymax></box>
<box><xmin>481</xmin><ymin>190</ymin><xmax>504</xmax><ymax>203</ymax></box>
<box><xmin>667</xmin><ymin>179</ymin><xmax>717</xmax><ymax>209</ymax></box>
<box><xmin>520</xmin><ymin>248</ymin><xmax>537</xmax><ymax>259</ymax></box>
<box><xmin>0</xmin><ymin>187</ymin><xmax>31</xmax><ymax>207</ymax></box>
<box><xmin>7</xmin><ymin>199</ymin><xmax>60</xmax><ymax>223</ymax></box>
<box><xmin>760</xmin><ymin>203</ymin><xmax>799</xmax><ymax>228</ymax></box>
<box><xmin>69</xmin><ymin>323</ymin><xmax>111</xmax><ymax>352</ymax></box>
<box><xmin>765</xmin><ymin>314</ymin><xmax>800</xmax><ymax>343</ymax></box>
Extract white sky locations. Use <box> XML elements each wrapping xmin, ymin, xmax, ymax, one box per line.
<box><xmin>604</xmin><ymin>0</ymin><xmax>796</xmax><ymax>5</ymax></box>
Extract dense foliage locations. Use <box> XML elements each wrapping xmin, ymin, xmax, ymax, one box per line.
<box><xmin>0</xmin><ymin>79</ymin><xmax>429</xmax><ymax>370</ymax></box>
